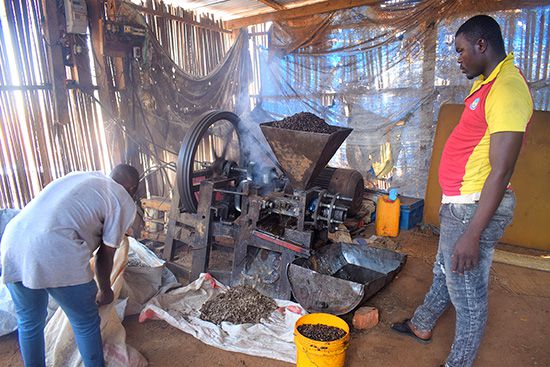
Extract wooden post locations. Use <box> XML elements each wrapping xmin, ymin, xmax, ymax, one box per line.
<box><xmin>420</xmin><ymin>21</ymin><xmax>437</xmax><ymax>124</ymax></box>
<box><xmin>159</xmin><ymin>0</ymin><xmax>170</xmax><ymax>53</ymax></box>
<box><xmin>41</xmin><ymin>0</ymin><xmax>71</xmax><ymax>174</ymax></box>
<box><xmin>71</xmin><ymin>34</ymin><xmax>93</xmax><ymax>89</ymax></box>
<box><xmin>86</xmin><ymin>0</ymin><xmax>113</xmax><ymax>105</ymax></box>
<box><xmin>163</xmin><ymin>188</ymin><xmax>181</xmax><ymax>260</ymax></box>
<box><xmin>85</xmin><ymin>0</ymin><xmax>123</xmax><ymax>165</ymax></box>
<box><xmin>41</xmin><ymin>0</ymin><xmax>70</xmax><ymax>126</ymax></box>
<box><xmin>418</xmin><ymin>21</ymin><xmax>437</xmax><ymax>196</ymax></box>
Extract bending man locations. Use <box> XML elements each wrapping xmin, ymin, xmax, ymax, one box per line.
<box><xmin>1</xmin><ymin>164</ymin><xmax>139</xmax><ymax>367</ymax></box>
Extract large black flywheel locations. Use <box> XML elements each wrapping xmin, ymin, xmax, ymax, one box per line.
<box><xmin>176</xmin><ymin>111</ymin><xmax>242</xmax><ymax>213</ymax></box>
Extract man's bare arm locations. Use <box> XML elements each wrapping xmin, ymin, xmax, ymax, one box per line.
<box><xmin>95</xmin><ymin>244</ymin><xmax>117</xmax><ymax>305</ymax></box>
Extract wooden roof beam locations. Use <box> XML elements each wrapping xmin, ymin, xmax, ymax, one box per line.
<box><xmin>130</xmin><ymin>3</ymin><xmax>232</xmax><ymax>33</ymax></box>
<box><xmin>256</xmin><ymin>0</ymin><xmax>286</xmax><ymax>11</ymax></box>
<box><xmin>226</xmin><ymin>0</ymin><xmax>544</xmax><ymax>29</ymax></box>
<box><xmin>226</xmin><ymin>0</ymin><xmax>380</xmax><ymax>29</ymax></box>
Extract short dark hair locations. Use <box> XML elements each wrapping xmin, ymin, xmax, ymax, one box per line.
<box><xmin>456</xmin><ymin>15</ymin><xmax>505</xmax><ymax>54</ymax></box>
<box><xmin>110</xmin><ymin>164</ymin><xmax>139</xmax><ymax>187</ymax></box>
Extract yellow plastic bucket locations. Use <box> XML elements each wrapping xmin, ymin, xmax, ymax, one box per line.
<box><xmin>294</xmin><ymin>313</ymin><xmax>350</xmax><ymax>367</ymax></box>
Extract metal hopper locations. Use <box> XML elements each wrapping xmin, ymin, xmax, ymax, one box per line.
<box><xmin>288</xmin><ymin>242</ymin><xmax>407</xmax><ymax>315</ymax></box>
<box><xmin>259</xmin><ymin>122</ymin><xmax>352</xmax><ymax>190</ymax></box>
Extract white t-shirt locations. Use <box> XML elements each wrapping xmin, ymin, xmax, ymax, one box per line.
<box><xmin>0</xmin><ymin>171</ymin><xmax>136</xmax><ymax>289</ymax></box>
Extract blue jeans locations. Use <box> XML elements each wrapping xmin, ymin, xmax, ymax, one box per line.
<box><xmin>7</xmin><ymin>280</ymin><xmax>104</xmax><ymax>367</ymax></box>
<box><xmin>411</xmin><ymin>191</ymin><xmax>515</xmax><ymax>367</ymax></box>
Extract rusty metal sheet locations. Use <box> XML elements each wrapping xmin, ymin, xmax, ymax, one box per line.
<box><xmin>260</xmin><ymin>122</ymin><xmax>352</xmax><ymax>190</ymax></box>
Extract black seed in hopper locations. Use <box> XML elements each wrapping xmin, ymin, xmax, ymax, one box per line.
<box><xmin>271</xmin><ymin>112</ymin><xmax>338</xmax><ymax>134</ymax></box>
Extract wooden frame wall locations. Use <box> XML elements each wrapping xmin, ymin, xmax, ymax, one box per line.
<box><xmin>0</xmin><ymin>0</ymin><xmax>111</xmax><ymax>208</ymax></box>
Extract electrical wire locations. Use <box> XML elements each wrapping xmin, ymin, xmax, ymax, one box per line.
<box><xmin>82</xmin><ymin>88</ymin><xmax>175</xmax><ymax>164</ymax></box>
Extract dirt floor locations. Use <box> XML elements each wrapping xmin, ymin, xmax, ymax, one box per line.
<box><xmin>1</xmin><ymin>229</ymin><xmax>549</xmax><ymax>366</ymax></box>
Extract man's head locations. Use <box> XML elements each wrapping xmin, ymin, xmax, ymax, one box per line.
<box><xmin>110</xmin><ymin>164</ymin><xmax>139</xmax><ymax>198</ymax></box>
<box><xmin>455</xmin><ymin>15</ymin><xmax>506</xmax><ymax>79</ymax></box>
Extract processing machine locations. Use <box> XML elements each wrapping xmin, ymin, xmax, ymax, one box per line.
<box><xmin>163</xmin><ymin>110</ymin><xmax>367</xmax><ymax>300</ymax></box>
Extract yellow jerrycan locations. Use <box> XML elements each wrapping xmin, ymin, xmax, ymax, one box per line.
<box><xmin>375</xmin><ymin>188</ymin><xmax>400</xmax><ymax>237</ymax></box>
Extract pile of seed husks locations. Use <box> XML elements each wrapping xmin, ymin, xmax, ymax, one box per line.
<box><xmin>271</xmin><ymin>112</ymin><xmax>338</xmax><ymax>134</ymax></box>
<box><xmin>199</xmin><ymin>285</ymin><xmax>277</xmax><ymax>325</ymax></box>
<box><xmin>297</xmin><ymin>324</ymin><xmax>347</xmax><ymax>341</ymax></box>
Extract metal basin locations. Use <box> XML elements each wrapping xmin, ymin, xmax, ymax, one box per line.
<box><xmin>288</xmin><ymin>242</ymin><xmax>406</xmax><ymax>315</ymax></box>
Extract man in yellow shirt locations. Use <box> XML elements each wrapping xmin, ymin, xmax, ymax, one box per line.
<box><xmin>391</xmin><ymin>15</ymin><xmax>532</xmax><ymax>367</ymax></box>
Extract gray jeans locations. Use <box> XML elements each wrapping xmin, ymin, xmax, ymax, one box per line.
<box><xmin>411</xmin><ymin>191</ymin><xmax>515</xmax><ymax>367</ymax></box>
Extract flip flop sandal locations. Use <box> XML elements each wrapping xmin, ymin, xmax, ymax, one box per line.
<box><xmin>390</xmin><ymin>319</ymin><xmax>432</xmax><ymax>344</ymax></box>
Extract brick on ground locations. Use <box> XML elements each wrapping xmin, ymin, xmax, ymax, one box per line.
<box><xmin>352</xmin><ymin>306</ymin><xmax>379</xmax><ymax>330</ymax></box>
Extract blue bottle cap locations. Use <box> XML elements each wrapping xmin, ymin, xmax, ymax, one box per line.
<box><xmin>388</xmin><ymin>188</ymin><xmax>398</xmax><ymax>201</ymax></box>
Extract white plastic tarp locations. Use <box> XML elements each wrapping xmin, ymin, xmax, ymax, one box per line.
<box><xmin>0</xmin><ymin>284</ymin><xmax>17</xmax><ymax>336</ymax></box>
<box><xmin>121</xmin><ymin>237</ymin><xmax>178</xmax><ymax>316</ymax></box>
<box><xmin>139</xmin><ymin>273</ymin><xmax>305</xmax><ymax>363</ymax></box>
<box><xmin>0</xmin><ymin>285</ymin><xmax>59</xmax><ymax>337</ymax></box>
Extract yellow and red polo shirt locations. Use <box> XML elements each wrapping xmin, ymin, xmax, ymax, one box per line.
<box><xmin>439</xmin><ymin>53</ymin><xmax>533</xmax><ymax>203</ymax></box>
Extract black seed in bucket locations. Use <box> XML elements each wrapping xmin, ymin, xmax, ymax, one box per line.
<box><xmin>271</xmin><ymin>112</ymin><xmax>338</xmax><ymax>134</ymax></box>
<box><xmin>297</xmin><ymin>323</ymin><xmax>347</xmax><ymax>342</ymax></box>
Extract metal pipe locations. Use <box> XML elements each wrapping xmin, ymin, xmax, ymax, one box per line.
<box><xmin>212</xmin><ymin>188</ymin><xmax>247</xmax><ymax>196</ymax></box>
<box><xmin>230</xmin><ymin>167</ymin><xmax>247</xmax><ymax>173</ymax></box>
<box><xmin>319</xmin><ymin>203</ymin><xmax>348</xmax><ymax>211</ymax></box>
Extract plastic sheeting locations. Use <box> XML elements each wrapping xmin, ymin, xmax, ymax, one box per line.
<box><xmin>134</xmin><ymin>30</ymin><xmax>252</xmax><ymax>154</ymax></box>
<box><xmin>122</xmin><ymin>237</ymin><xmax>178</xmax><ymax>316</ymax></box>
<box><xmin>0</xmin><ymin>209</ymin><xmax>19</xmax><ymax>273</ymax></box>
<box><xmin>0</xmin><ymin>285</ymin><xmax>17</xmax><ymax>336</ymax></box>
<box><xmin>0</xmin><ymin>209</ymin><xmax>22</xmax><ymax>336</ymax></box>
<box><xmin>139</xmin><ymin>273</ymin><xmax>306</xmax><ymax>363</ymax></box>
<box><xmin>0</xmin><ymin>209</ymin><xmax>19</xmax><ymax>241</ymax></box>
<box><xmin>114</xmin><ymin>3</ymin><xmax>252</xmax><ymax>156</ymax></box>
<box><xmin>117</xmin><ymin>1</ymin><xmax>548</xmax><ymax>199</ymax></box>
<box><xmin>251</xmin><ymin>3</ymin><xmax>549</xmax><ymax>197</ymax></box>
<box><xmin>0</xmin><ymin>284</ymin><xmax>59</xmax><ymax>338</ymax></box>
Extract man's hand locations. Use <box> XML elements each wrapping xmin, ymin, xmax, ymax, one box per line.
<box><xmin>452</xmin><ymin>230</ymin><xmax>481</xmax><ymax>274</ymax></box>
<box><xmin>96</xmin><ymin>287</ymin><xmax>115</xmax><ymax>306</ymax></box>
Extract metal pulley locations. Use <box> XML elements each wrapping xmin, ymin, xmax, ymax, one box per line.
<box><xmin>176</xmin><ymin>111</ymin><xmax>242</xmax><ymax>213</ymax></box>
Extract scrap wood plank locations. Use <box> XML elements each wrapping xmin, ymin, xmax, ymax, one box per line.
<box><xmin>140</xmin><ymin>231</ymin><xmax>166</xmax><ymax>243</ymax></box>
<box><xmin>141</xmin><ymin>197</ymin><xmax>172</xmax><ymax>212</ymax></box>
<box><xmin>493</xmin><ymin>249</ymin><xmax>550</xmax><ymax>273</ymax></box>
